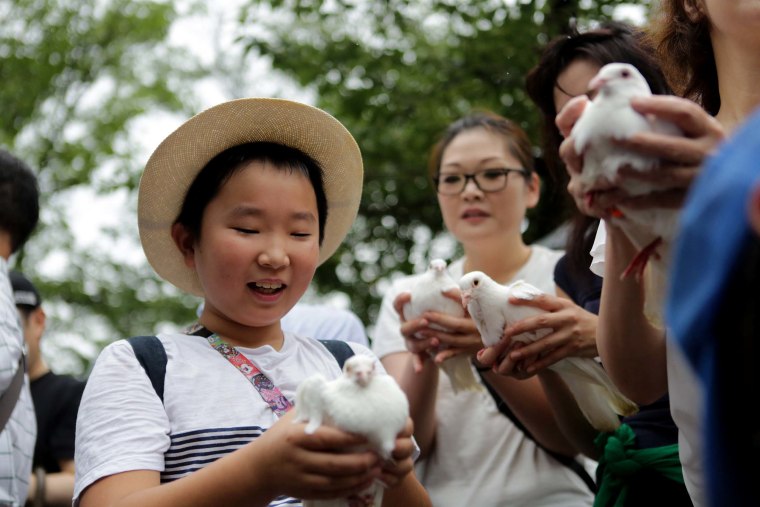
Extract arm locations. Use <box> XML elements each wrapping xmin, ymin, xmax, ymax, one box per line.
<box><xmin>377</xmin><ymin>291</ymin><xmax>439</xmax><ymax>458</ymax></box>
<box><xmin>0</xmin><ymin>258</ymin><xmax>24</xmax><ymax>394</ymax></box>
<box><xmin>80</xmin><ymin>413</ymin><xmax>391</xmax><ymax>507</ymax></box>
<box><xmin>475</xmin><ymin>287</ymin><xmax>601</xmax><ymax>458</ymax></box>
<box><xmin>27</xmin><ymin>460</ymin><xmax>76</xmax><ymax>507</ymax></box>
<box><xmin>379</xmin><ymin>418</ymin><xmax>432</xmax><ymax>507</ymax></box>
<box><xmin>380</xmin><ymin>351</ymin><xmax>438</xmax><ymax>458</ymax></box>
<box><xmin>477</xmin><ymin>370</ymin><xmax>578</xmax><ymax>456</ymax></box>
<box><xmin>596</xmin><ymin>223</ymin><xmax>668</xmax><ymax>404</ymax></box>
<box><xmin>537</xmin><ymin>371</ymin><xmax>600</xmax><ymax>460</ymax></box>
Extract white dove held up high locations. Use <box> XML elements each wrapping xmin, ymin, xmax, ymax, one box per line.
<box><xmin>571</xmin><ymin>62</ymin><xmax>683</xmax><ymax>324</ymax></box>
<box><xmin>458</xmin><ymin>271</ymin><xmax>638</xmax><ymax>432</ymax></box>
<box><xmin>403</xmin><ymin>258</ymin><xmax>483</xmax><ymax>393</ymax></box>
<box><xmin>294</xmin><ymin>354</ymin><xmax>410</xmax><ymax>507</ymax></box>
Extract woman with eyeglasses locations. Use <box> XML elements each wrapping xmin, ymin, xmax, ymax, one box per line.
<box><xmin>371</xmin><ymin>111</ymin><xmax>595</xmax><ymax>507</ymax></box>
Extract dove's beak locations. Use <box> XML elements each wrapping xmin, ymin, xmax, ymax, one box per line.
<box><xmin>460</xmin><ymin>290</ymin><xmax>472</xmax><ymax>308</ymax></box>
<box><xmin>588</xmin><ymin>75</ymin><xmax>606</xmax><ymax>94</ymax></box>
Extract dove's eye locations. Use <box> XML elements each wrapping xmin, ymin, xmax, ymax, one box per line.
<box><xmin>621</xmin><ymin>70</ymin><xmax>630</xmax><ymax>78</ymax></box>
<box><xmin>474</xmin><ymin>279</ymin><xmax>479</xmax><ymax>286</ymax></box>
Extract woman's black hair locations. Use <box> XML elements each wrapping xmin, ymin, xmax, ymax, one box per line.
<box><xmin>175</xmin><ymin>142</ymin><xmax>328</xmax><ymax>245</ymax></box>
<box><xmin>525</xmin><ymin>20</ymin><xmax>672</xmax><ymax>276</ymax></box>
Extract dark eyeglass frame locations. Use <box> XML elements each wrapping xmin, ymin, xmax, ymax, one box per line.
<box><xmin>433</xmin><ymin>168</ymin><xmax>529</xmax><ymax>195</ymax></box>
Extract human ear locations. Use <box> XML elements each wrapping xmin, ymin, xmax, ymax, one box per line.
<box><xmin>524</xmin><ymin>172</ymin><xmax>541</xmax><ymax>209</ymax></box>
<box><xmin>171</xmin><ymin>222</ymin><xmax>197</xmax><ymax>268</ymax></box>
<box><xmin>683</xmin><ymin>0</ymin><xmax>706</xmax><ymax>23</ymax></box>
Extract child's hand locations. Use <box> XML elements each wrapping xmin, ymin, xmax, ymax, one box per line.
<box><xmin>254</xmin><ymin>411</ymin><xmax>383</xmax><ymax>501</ymax></box>
<box><xmin>378</xmin><ymin>417</ymin><xmax>416</xmax><ymax>489</ymax></box>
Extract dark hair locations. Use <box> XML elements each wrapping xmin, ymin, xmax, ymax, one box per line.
<box><xmin>175</xmin><ymin>142</ymin><xmax>328</xmax><ymax>245</ymax></box>
<box><xmin>648</xmin><ymin>0</ymin><xmax>719</xmax><ymax>115</ymax></box>
<box><xmin>428</xmin><ymin>111</ymin><xmax>534</xmax><ymax>182</ymax></box>
<box><xmin>0</xmin><ymin>149</ymin><xmax>40</xmax><ymax>253</ymax></box>
<box><xmin>525</xmin><ymin>21</ymin><xmax>671</xmax><ymax>274</ymax></box>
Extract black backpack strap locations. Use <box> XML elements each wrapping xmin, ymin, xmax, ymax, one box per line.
<box><xmin>477</xmin><ymin>370</ymin><xmax>598</xmax><ymax>493</ymax></box>
<box><xmin>0</xmin><ymin>355</ymin><xmax>25</xmax><ymax>433</ymax></box>
<box><xmin>127</xmin><ymin>335</ymin><xmax>167</xmax><ymax>404</ymax></box>
<box><xmin>317</xmin><ymin>339</ymin><xmax>355</xmax><ymax>369</ymax></box>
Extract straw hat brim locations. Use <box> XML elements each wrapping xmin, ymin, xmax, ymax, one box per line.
<box><xmin>138</xmin><ymin>98</ymin><xmax>363</xmax><ymax>296</ymax></box>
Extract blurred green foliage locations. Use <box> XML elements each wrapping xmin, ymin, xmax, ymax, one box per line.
<box><xmin>237</xmin><ymin>0</ymin><xmax>650</xmax><ymax>330</ymax></box>
<box><xmin>2</xmin><ymin>0</ymin><xmax>649</xmax><ymax>374</ymax></box>
<box><xmin>2</xmin><ymin>0</ymin><xmax>207</xmax><ymax>373</ymax></box>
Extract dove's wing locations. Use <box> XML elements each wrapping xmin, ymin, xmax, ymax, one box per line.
<box><xmin>552</xmin><ymin>357</ymin><xmax>638</xmax><ymax>432</ymax></box>
<box><xmin>439</xmin><ymin>355</ymin><xmax>482</xmax><ymax>394</ymax></box>
<box><xmin>471</xmin><ymin>282</ymin><xmax>510</xmax><ymax>348</ymax></box>
<box><xmin>295</xmin><ymin>374</ymin><xmax>327</xmax><ymax>434</ymax></box>
<box><xmin>508</xmin><ymin>279</ymin><xmax>544</xmax><ymax>301</ymax></box>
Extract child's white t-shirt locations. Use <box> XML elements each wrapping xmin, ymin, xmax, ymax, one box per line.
<box><xmin>74</xmin><ymin>331</ymin><xmax>379</xmax><ymax>506</ymax></box>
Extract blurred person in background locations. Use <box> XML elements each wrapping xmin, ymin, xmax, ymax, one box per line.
<box><xmin>10</xmin><ymin>271</ymin><xmax>85</xmax><ymax>507</ymax></box>
<box><xmin>0</xmin><ymin>148</ymin><xmax>39</xmax><ymax>507</ymax></box>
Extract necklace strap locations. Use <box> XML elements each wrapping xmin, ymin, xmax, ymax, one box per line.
<box><xmin>199</xmin><ymin>326</ymin><xmax>292</xmax><ymax>417</ymax></box>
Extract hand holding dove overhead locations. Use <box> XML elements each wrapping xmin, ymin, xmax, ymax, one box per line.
<box><xmin>402</xmin><ymin>259</ymin><xmax>483</xmax><ymax>393</ymax></box>
<box><xmin>459</xmin><ymin>271</ymin><xmax>637</xmax><ymax>432</ymax></box>
<box><xmin>570</xmin><ymin>63</ymin><xmax>683</xmax><ymax>281</ymax></box>
<box><xmin>570</xmin><ymin>63</ymin><xmax>689</xmax><ymax>324</ymax></box>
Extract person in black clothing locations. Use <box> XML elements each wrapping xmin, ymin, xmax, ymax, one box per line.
<box><xmin>10</xmin><ymin>271</ymin><xmax>85</xmax><ymax>507</ymax></box>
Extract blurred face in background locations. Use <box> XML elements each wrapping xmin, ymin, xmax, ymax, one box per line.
<box><xmin>553</xmin><ymin>58</ymin><xmax>601</xmax><ymax>113</ymax></box>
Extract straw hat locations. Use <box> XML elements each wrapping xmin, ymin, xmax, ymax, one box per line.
<box><xmin>138</xmin><ymin>98</ymin><xmax>364</xmax><ymax>296</ymax></box>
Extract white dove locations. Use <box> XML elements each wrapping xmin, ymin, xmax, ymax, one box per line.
<box><xmin>571</xmin><ymin>63</ymin><xmax>682</xmax><ymax>310</ymax></box>
<box><xmin>403</xmin><ymin>258</ymin><xmax>483</xmax><ymax>393</ymax></box>
<box><xmin>294</xmin><ymin>354</ymin><xmax>410</xmax><ymax>507</ymax></box>
<box><xmin>458</xmin><ymin>271</ymin><xmax>638</xmax><ymax>432</ymax></box>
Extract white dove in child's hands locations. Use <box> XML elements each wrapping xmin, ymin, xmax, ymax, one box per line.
<box><xmin>295</xmin><ymin>355</ymin><xmax>410</xmax><ymax>507</ymax></box>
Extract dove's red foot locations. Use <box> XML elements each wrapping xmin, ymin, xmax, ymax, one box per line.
<box><xmin>621</xmin><ymin>237</ymin><xmax>663</xmax><ymax>282</ymax></box>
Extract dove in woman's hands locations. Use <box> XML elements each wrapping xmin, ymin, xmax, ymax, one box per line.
<box><xmin>402</xmin><ymin>259</ymin><xmax>483</xmax><ymax>393</ymax></box>
<box><xmin>459</xmin><ymin>271</ymin><xmax>638</xmax><ymax>432</ymax></box>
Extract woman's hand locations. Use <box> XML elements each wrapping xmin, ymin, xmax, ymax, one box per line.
<box><xmin>476</xmin><ymin>294</ymin><xmax>598</xmax><ymax>378</ymax></box>
<box><xmin>614</xmin><ymin>95</ymin><xmax>726</xmax><ymax>209</ymax></box>
<box><xmin>393</xmin><ymin>289</ymin><xmax>480</xmax><ymax>369</ymax></box>
<box><xmin>393</xmin><ymin>292</ymin><xmax>436</xmax><ymax>372</ymax></box>
<box><xmin>419</xmin><ymin>288</ymin><xmax>484</xmax><ymax>364</ymax></box>
<box><xmin>557</xmin><ymin>94</ymin><xmax>726</xmax><ymax>218</ymax></box>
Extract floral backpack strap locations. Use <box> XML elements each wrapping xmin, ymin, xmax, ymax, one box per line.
<box><xmin>195</xmin><ymin>326</ymin><xmax>293</xmax><ymax>417</ymax></box>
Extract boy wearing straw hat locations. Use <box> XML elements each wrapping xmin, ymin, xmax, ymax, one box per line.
<box><xmin>73</xmin><ymin>98</ymin><xmax>429</xmax><ymax>507</ymax></box>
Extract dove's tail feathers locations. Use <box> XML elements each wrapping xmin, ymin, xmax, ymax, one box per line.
<box><xmin>642</xmin><ymin>263</ymin><xmax>668</xmax><ymax>328</ymax></box>
<box><xmin>562</xmin><ymin>374</ymin><xmax>625</xmax><ymax>432</ymax></box>
<box><xmin>558</xmin><ymin>358</ymin><xmax>639</xmax><ymax>417</ymax></box>
<box><xmin>439</xmin><ymin>355</ymin><xmax>484</xmax><ymax>394</ymax></box>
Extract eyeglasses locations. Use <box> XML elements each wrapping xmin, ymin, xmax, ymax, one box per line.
<box><xmin>433</xmin><ymin>168</ymin><xmax>528</xmax><ymax>196</ymax></box>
